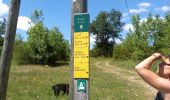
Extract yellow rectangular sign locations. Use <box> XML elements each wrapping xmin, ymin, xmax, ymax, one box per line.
<box><xmin>74</xmin><ymin>32</ymin><xmax>89</xmax><ymax>78</ymax></box>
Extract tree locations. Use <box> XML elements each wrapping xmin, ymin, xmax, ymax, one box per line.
<box><xmin>13</xmin><ymin>34</ymin><xmax>31</xmax><ymax>64</ymax></box>
<box><xmin>27</xmin><ymin>23</ymin><xmax>70</xmax><ymax>65</ymax></box>
<box><xmin>26</xmin><ymin>10</ymin><xmax>70</xmax><ymax>65</ymax></box>
<box><xmin>161</xmin><ymin>12</ymin><xmax>170</xmax><ymax>54</ymax></box>
<box><xmin>90</xmin><ymin>9</ymin><xmax>124</xmax><ymax>57</ymax></box>
<box><xmin>14</xmin><ymin>10</ymin><xmax>70</xmax><ymax>65</ymax></box>
<box><xmin>0</xmin><ymin>17</ymin><xmax>6</xmax><ymax>36</ymax></box>
<box><xmin>113</xmin><ymin>14</ymin><xmax>168</xmax><ymax>60</ymax></box>
<box><xmin>48</xmin><ymin>27</ymin><xmax>70</xmax><ymax>63</ymax></box>
<box><xmin>27</xmin><ymin>22</ymin><xmax>49</xmax><ymax>64</ymax></box>
<box><xmin>30</xmin><ymin>10</ymin><xmax>44</xmax><ymax>24</ymax></box>
<box><xmin>129</xmin><ymin>15</ymin><xmax>149</xmax><ymax>59</ymax></box>
<box><xmin>0</xmin><ymin>17</ymin><xmax>6</xmax><ymax>53</ymax></box>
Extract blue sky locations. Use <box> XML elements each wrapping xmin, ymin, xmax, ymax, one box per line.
<box><xmin>0</xmin><ymin>0</ymin><xmax>170</xmax><ymax>49</ymax></box>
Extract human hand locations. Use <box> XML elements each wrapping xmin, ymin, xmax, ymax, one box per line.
<box><xmin>161</xmin><ymin>55</ymin><xmax>170</xmax><ymax>65</ymax></box>
<box><xmin>152</xmin><ymin>53</ymin><xmax>170</xmax><ymax>65</ymax></box>
<box><xmin>152</xmin><ymin>53</ymin><xmax>162</xmax><ymax>59</ymax></box>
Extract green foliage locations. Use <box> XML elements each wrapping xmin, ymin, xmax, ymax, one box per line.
<box><xmin>113</xmin><ymin>14</ymin><xmax>169</xmax><ymax>60</ymax></box>
<box><xmin>27</xmin><ymin>22</ymin><xmax>49</xmax><ymax>64</ymax></box>
<box><xmin>112</xmin><ymin>44</ymin><xmax>131</xmax><ymax>60</ymax></box>
<box><xmin>90</xmin><ymin>45</ymin><xmax>101</xmax><ymax>57</ymax></box>
<box><xmin>0</xmin><ymin>17</ymin><xmax>6</xmax><ymax>36</ymax></box>
<box><xmin>0</xmin><ymin>17</ymin><xmax>6</xmax><ymax>54</ymax></box>
<box><xmin>90</xmin><ymin>9</ymin><xmax>124</xmax><ymax>57</ymax></box>
<box><xmin>47</xmin><ymin>27</ymin><xmax>70</xmax><ymax>63</ymax></box>
<box><xmin>161</xmin><ymin>12</ymin><xmax>170</xmax><ymax>55</ymax></box>
<box><xmin>14</xmin><ymin>10</ymin><xmax>70</xmax><ymax>65</ymax></box>
<box><xmin>27</xmin><ymin>24</ymin><xmax>69</xmax><ymax>65</ymax></box>
<box><xmin>30</xmin><ymin>10</ymin><xmax>44</xmax><ymax>24</ymax></box>
<box><xmin>14</xmin><ymin>37</ymin><xmax>31</xmax><ymax>64</ymax></box>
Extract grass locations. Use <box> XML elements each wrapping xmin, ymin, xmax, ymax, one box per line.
<box><xmin>90</xmin><ymin>57</ymin><xmax>150</xmax><ymax>100</ymax></box>
<box><xmin>111</xmin><ymin>59</ymin><xmax>138</xmax><ymax>70</ymax></box>
<box><xmin>7</xmin><ymin>64</ymin><xmax>70</xmax><ymax>100</ymax></box>
<box><xmin>111</xmin><ymin>58</ymin><xmax>160</xmax><ymax>72</ymax></box>
<box><xmin>6</xmin><ymin>58</ymin><xmax>154</xmax><ymax>100</ymax></box>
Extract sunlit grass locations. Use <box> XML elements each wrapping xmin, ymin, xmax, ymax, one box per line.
<box><xmin>7</xmin><ymin>64</ymin><xmax>70</xmax><ymax>100</ymax></box>
<box><xmin>6</xmin><ymin>58</ymin><xmax>154</xmax><ymax>99</ymax></box>
<box><xmin>90</xmin><ymin>57</ymin><xmax>150</xmax><ymax>100</ymax></box>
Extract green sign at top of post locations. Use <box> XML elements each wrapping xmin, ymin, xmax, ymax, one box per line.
<box><xmin>74</xmin><ymin>13</ymin><xmax>89</xmax><ymax>32</ymax></box>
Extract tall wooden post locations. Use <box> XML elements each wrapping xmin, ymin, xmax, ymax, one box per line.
<box><xmin>70</xmin><ymin>0</ymin><xmax>89</xmax><ymax>100</ymax></box>
<box><xmin>0</xmin><ymin>0</ymin><xmax>21</xmax><ymax>99</ymax></box>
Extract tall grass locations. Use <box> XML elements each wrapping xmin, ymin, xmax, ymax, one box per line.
<box><xmin>111</xmin><ymin>59</ymin><xmax>160</xmax><ymax>72</ymax></box>
<box><xmin>6</xmin><ymin>58</ymin><xmax>154</xmax><ymax>99</ymax></box>
<box><xmin>7</xmin><ymin>64</ymin><xmax>70</xmax><ymax>100</ymax></box>
<box><xmin>90</xmin><ymin>57</ymin><xmax>151</xmax><ymax>100</ymax></box>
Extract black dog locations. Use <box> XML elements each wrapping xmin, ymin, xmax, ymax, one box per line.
<box><xmin>52</xmin><ymin>84</ymin><xmax>69</xmax><ymax>96</ymax></box>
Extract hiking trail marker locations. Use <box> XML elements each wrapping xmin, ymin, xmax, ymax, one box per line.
<box><xmin>74</xmin><ymin>13</ymin><xmax>89</xmax><ymax>78</ymax></box>
<box><xmin>77</xmin><ymin>79</ymin><xmax>86</xmax><ymax>93</ymax></box>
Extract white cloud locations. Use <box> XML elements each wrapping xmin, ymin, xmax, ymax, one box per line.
<box><xmin>0</xmin><ymin>0</ymin><xmax>9</xmax><ymax>16</ymax></box>
<box><xmin>140</xmin><ymin>16</ymin><xmax>165</xmax><ymax>23</ymax></box>
<box><xmin>129</xmin><ymin>8</ymin><xmax>149</xmax><ymax>14</ymax></box>
<box><xmin>155</xmin><ymin>5</ymin><xmax>170</xmax><ymax>12</ymax></box>
<box><xmin>160</xmin><ymin>16</ymin><xmax>164</xmax><ymax>20</ymax></box>
<box><xmin>122</xmin><ymin>13</ymin><xmax>128</xmax><ymax>17</ymax></box>
<box><xmin>17</xmin><ymin>16</ymin><xmax>32</xmax><ymax>31</ymax></box>
<box><xmin>90</xmin><ymin>35</ymin><xmax>95</xmax><ymax>43</ymax></box>
<box><xmin>0</xmin><ymin>17</ymin><xmax>3</xmax><ymax>21</ymax></box>
<box><xmin>129</xmin><ymin>2</ymin><xmax>151</xmax><ymax>14</ymax></box>
<box><xmin>121</xmin><ymin>13</ymin><xmax>129</xmax><ymax>21</ymax></box>
<box><xmin>115</xmin><ymin>38</ymin><xmax>122</xmax><ymax>44</ymax></box>
<box><xmin>138</xmin><ymin>2</ymin><xmax>151</xmax><ymax>8</ymax></box>
<box><xmin>123</xmin><ymin>24</ymin><xmax>133</xmax><ymax>31</ymax></box>
<box><xmin>0</xmin><ymin>1</ymin><xmax>32</xmax><ymax>31</ymax></box>
<box><xmin>140</xmin><ymin>17</ymin><xmax>147</xmax><ymax>22</ymax></box>
<box><xmin>161</xmin><ymin>6</ymin><xmax>170</xmax><ymax>12</ymax></box>
<box><xmin>90</xmin><ymin>35</ymin><xmax>96</xmax><ymax>49</ymax></box>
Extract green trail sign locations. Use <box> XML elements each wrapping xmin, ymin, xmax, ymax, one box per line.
<box><xmin>77</xmin><ymin>79</ymin><xmax>86</xmax><ymax>93</ymax></box>
<box><xmin>74</xmin><ymin>13</ymin><xmax>89</xmax><ymax>32</ymax></box>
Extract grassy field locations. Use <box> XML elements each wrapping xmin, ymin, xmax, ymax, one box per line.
<box><xmin>6</xmin><ymin>58</ymin><xmax>155</xmax><ymax>100</ymax></box>
<box><xmin>7</xmin><ymin>64</ymin><xmax>70</xmax><ymax>100</ymax></box>
<box><xmin>111</xmin><ymin>58</ymin><xmax>159</xmax><ymax>72</ymax></box>
<box><xmin>90</xmin><ymin>57</ymin><xmax>154</xmax><ymax>100</ymax></box>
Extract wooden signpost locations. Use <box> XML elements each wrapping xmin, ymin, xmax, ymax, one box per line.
<box><xmin>70</xmin><ymin>0</ymin><xmax>89</xmax><ymax>100</ymax></box>
<box><xmin>0</xmin><ymin>0</ymin><xmax>21</xmax><ymax>99</ymax></box>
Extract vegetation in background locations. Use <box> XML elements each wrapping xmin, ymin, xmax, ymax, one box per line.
<box><xmin>12</xmin><ymin>9</ymin><xmax>170</xmax><ymax>65</ymax></box>
<box><xmin>90</xmin><ymin>9</ymin><xmax>124</xmax><ymax>57</ymax></box>
<box><xmin>113</xmin><ymin>13</ymin><xmax>170</xmax><ymax>60</ymax></box>
<box><xmin>14</xmin><ymin>34</ymin><xmax>31</xmax><ymax>64</ymax></box>
<box><xmin>13</xmin><ymin>10</ymin><xmax>70</xmax><ymax>65</ymax></box>
<box><xmin>0</xmin><ymin>17</ymin><xmax>6</xmax><ymax>54</ymax></box>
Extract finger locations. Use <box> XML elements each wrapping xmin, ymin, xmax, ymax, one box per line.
<box><xmin>165</xmin><ymin>58</ymin><xmax>170</xmax><ymax>65</ymax></box>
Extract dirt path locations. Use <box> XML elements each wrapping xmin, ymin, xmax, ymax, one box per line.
<box><xmin>95</xmin><ymin>60</ymin><xmax>157</xmax><ymax>98</ymax></box>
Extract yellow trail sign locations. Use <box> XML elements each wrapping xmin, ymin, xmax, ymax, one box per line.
<box><xmin>74</xmin><ymin>32</ymin><xmax>89</xmax><ymax>78</ymax></box>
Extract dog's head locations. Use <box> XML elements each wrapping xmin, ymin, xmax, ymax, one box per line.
<box><xmin>52</xmin><ymin>85</ymin><xmax>55</xmax><ymax>90</ymax></box>
<box><xmin>52</xmin><ymin>84</ymin><xmax>61</xmax><ymax>92</ymax></box>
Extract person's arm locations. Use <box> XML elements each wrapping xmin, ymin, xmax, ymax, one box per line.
<box><xmin>135</xmin><ymin>53</ymin><xmax>170</xmax><ymax>92</ymax></box>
